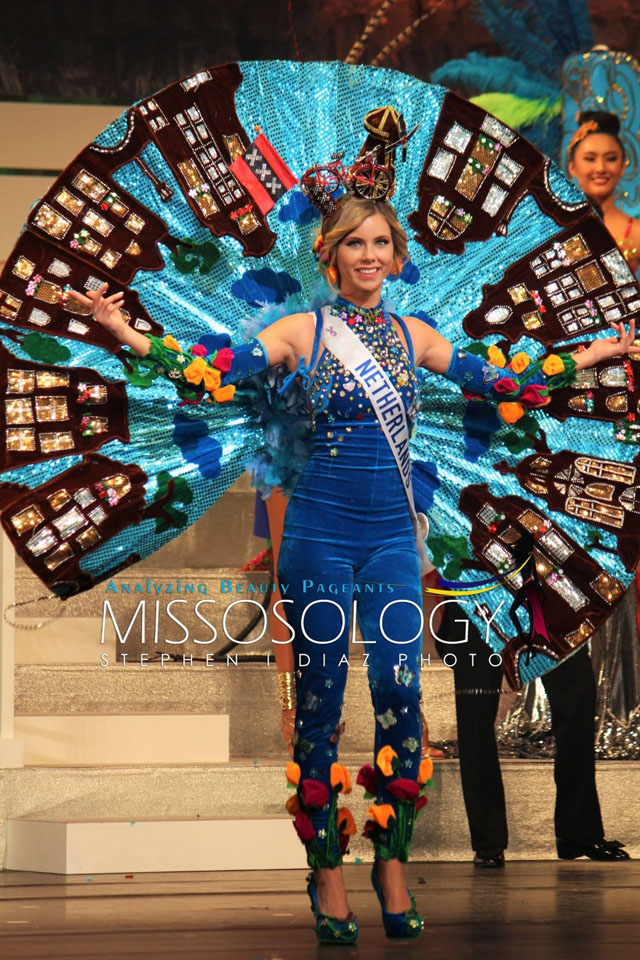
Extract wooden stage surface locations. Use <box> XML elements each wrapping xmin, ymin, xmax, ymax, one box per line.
<box><xmin>1</xmin><ymin>861</ymin><xmax>638</xmax><ymax>959</ymax></box>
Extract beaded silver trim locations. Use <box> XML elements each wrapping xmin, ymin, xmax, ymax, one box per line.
<box><xmin>90</xmin><ymin>110</ymin><xmax>137</xmax><ymax>154</ymax></box>
<box><xmin>541</xmin><ymin>159</ymin><xmax>590</xmax><ymax>212</ymax></box>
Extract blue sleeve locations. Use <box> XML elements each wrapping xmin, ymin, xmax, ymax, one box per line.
<box><xmin>444</xmin><ymin>346</ymin><xmax>501</xmax><ymax>396</ymax></box>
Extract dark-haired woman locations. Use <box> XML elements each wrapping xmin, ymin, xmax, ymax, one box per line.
<box><xmin>567</xmin><ymin>110</ymin><xmax>640</xmax><ymax>274</ymax></box>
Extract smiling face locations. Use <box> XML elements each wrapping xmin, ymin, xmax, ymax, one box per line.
<box><xmin>335</xmin><ymin>212</ymin><xmax>395</xmax><ymax>305</ymax></box>
<box><xmin>568</xmin><ymin>132</ymin><xmax>625</xmax><ymax>203</ymax></box>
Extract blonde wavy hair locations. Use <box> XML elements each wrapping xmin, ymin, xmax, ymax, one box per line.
<box><xmin>314</xmin><ymin>196</ymin><xmax>409</xmax><ymax>287</ymax></box>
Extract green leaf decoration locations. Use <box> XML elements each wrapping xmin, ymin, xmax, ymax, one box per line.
<box><xmin>427</xmin><ymin>533</ymin><xmax>471</xmax><ymax>576</ymax></box>
<box><xmin>125</xmin><ymin>361</ymin><xmax>159</xmax><ymax>388</ymax></box>
<box><xmin>152</xmin><ymin>471</ymin><xmax>194</xmax><ymax>533</ymax></box>
<box><xmin>465</xmin><ymin>342</ymin><xmax>489</xmax><ymax>359</ymax></box>
<box><xmin>154</xmin><ymin>504</ymin><xmax>189</xmax><ymax>533</ymax></box>
<box><xmin>503</xmin><ymin>413</ymin><xmax>541</xmax><ymax>454</ymax></box>
<box><xmin>21</xmin><ymin>333</ymin><xmax>71</xmax><ymax>363</ymax></box>
<box><xmin>155</xmin><ymin>470</ymin><xmax>193</xmax><ymax>506</ymax></box>
<box><xmin>442</xmin><ymin>557</ymin><xmax>464</xmax><ymax>581</ymax></box>
<box><xmin>170</xmin><ymin>240</ymin><xmax>220</xmax><ymax>275</ymax></box>
<box><xmin>584</xmin><ymin>529</ymin><xmax>603</xmax><ymax>553</ymax></box>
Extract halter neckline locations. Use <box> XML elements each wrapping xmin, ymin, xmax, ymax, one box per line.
<box><xmin>333</xmin><ymin>296</ymin><xmax>386</xmax><ymax>326</ymax></box>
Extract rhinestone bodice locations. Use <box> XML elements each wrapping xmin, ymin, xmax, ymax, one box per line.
<box><xmin>307</xmin><ymin>298</ymin><xmax>419</xmax><ymax>422</ymax></box>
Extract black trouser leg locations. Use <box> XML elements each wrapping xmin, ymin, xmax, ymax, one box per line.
<box><xmin>435</xmin><ymin>602</ymin><xmax>508</xmax><ymax>853</ymax></box>
<box><xmin>542</xmin><ymin>646</ymin><xmax>604</xmax><ymax>844</ymax></box>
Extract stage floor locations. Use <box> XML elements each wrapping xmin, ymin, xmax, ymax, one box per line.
<box><xmin>1</xmin><ymin>861</ymin><xmax>638</xmax><ymax>959</ymax></box>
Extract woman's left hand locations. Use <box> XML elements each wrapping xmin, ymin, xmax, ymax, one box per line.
<box><xmin>576</xmin><ymin>319</ymin><xmax>640</xmax><ymax>369</ymax></box>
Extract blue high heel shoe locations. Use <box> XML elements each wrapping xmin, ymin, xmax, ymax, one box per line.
<box><xmin>306</xmin><ymin>873</ymin><xmax>359</xmax><ymax>944</ymax></box>
<box><xmin>370</xmin><ymin>861</ymin><xmax>424</xmax><ymax>939</ymax></box>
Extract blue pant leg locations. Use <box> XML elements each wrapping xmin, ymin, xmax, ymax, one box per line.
<box><xmin>356</xmin><ymin>542</ymin><xmax>424</xmax><ymax>859</ymax></box>
<box><xmin>278</xmin><ymin>539</ymin><xmax>353</xmax><ymax>863</ymax></box>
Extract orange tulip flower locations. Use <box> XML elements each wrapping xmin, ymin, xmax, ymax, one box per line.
<box><xmin>510</xmin><ymin>351</ymin><xmax>531</xmax><ymax>374</ymax></box>
<box><xmin>213</xmin><ymin>384</ymin><xmax>236</xmax><ymax>403</ymax></box>
<box><xmin>286</xmin><ymin>761</ymin><xmax>301</xmax><ymax>786</ymax></box>
<box><xmin>487</xmin><ymin>344</ymin><xmax>506</xmax><ymax>368</ymax></box>
<box><xmin>337</xmin><ymin>807</ymin><xmax>357</xmax><ymax>835</ymax></box>
<box><xmin>203</xmin><ymin>366</ymin><xmax>222</xmax><ymax>392</ymax></box>
<box><xmin>367</xmin><ymin>803</ymin><xmax>396</xmax><ymax>829</ymax></box>
<box><xmin>542</xmin><ymin>354</ymin><xmax>565</xmax><ymax>376</ymax></box>
<box><xmin>418</xmin><ymin>757</ymin><xmax>434</xmax><ymax>784</ymax></box>
<box><xmin>162</xmin><ymin>335</ymin><xmax>182</xmax><ymax>353</ymax></box>
<box><xmin>285</xmin><ymin>794</ymin><xmax>300</xmax><ymax>816</ymax></box>
<box><xmin>330</xmin><ymin>763</ymin><xmax>352</xmax><ymax>794</ymax></box>
<box><xmin>183</xmin><ymin>356</ymin><xmax>207</xmax><ymax>385</ymax></box>
<box><xmin>376</xmin><ymin>745</ymin><xmax>398</xmax><ymax>777</ymax></box>
<box><xmin>497</xmin><ymin>401</ymin><xmax>525</xmax><ymax>424</ymax></box>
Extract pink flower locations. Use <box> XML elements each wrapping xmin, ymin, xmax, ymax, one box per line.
<box><xmin>356</xmin><ymin>764</ymin><xmax>378</xmax><ymax>796</ymax></box>
<box><xmin>520</xmin><ymin>384</ymin><xmax>548</xmax><ymax>407</ymax></box>
<box><xmin>493</xmin><ymin>377</ymin><xmax>519</xmax><ymax>394</ymax></box>
<box><xmin>386</xmin><ymin>778</ymin><xmax>420</xmax><ymax>801</ymax></box>
<box><xmin>190</xmin><ymin>344</ymin><xmax>208</xmax><ymax>357</ymax></box>
<box><xmin>211</xmin><ymin>347</ymin><xmax>234</xmax><ymax>372</ymax></box>
<box><xmin>300</xmin><ymin>779</ymin><xmax>330</xmax><ymax>808</ymax></box>
<box><xmin>70</xmin><ymin>240</ymin><xmax>79</xmax><ymax>249</ymax></box>
<box><xmin>293</xmin><ymin>812</ymin><xmax>316</xmax><ymax>843</ymax></box>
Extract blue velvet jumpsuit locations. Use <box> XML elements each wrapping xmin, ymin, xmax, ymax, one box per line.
<box><xmin>277</xmin><ymin>297</ymin><xmax>425</xmax><ymax>863</ymax></box>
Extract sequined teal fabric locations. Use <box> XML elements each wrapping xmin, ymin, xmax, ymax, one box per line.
<box><xmin>0</xmin><ymin>60</ymin><xmax>635</xmax><ymax>685</ymax></box>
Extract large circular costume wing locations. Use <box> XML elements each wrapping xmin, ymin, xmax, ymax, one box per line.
<box><xmin>1</xmin><ymin>60</ymin><xmax>639</xmax><ymax>689</ymax></box>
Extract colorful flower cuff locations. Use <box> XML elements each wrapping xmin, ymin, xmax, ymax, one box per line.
<box><xmin>445</xmin><ymin>345</ymin><xmax>577</xmax><ymax>423</ymax></box>
<box><xmin>357</xmin><ymin>748</ymin><xmax>433</xmax><ymax>863</ymax></box>
<box><xmin>284</xmin><ymin>762</ymin><xmax>354</xmax><ymax>869</ymax></box>
<box><xmin>124</xmin><ymin>334</ymin><xmax>269</xmax><ymax>406</ymax></box>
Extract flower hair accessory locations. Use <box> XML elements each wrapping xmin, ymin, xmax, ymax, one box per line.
<box><xmin>567</xmin><ymin>120</ymin><xmax>599</xmax><ymax>156</ymax></box>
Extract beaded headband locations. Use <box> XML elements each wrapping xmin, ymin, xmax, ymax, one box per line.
<box><xmin>301</xmin><ymin>106</ymin><xmax>418</xmax><ymax>215</ymax></box>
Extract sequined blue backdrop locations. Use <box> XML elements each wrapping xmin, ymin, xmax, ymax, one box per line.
<box><xmin>1</xmin><ymin>60</ymin><xmax>635</xmax><ymax>684</ymax></box>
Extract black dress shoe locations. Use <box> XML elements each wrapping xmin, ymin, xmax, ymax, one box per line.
<box><xmin>556</xmin><ymin>838</ymin><xmax>631</xmax><ymax>861</ymax></box>
<box><xmin>473</xmin><ymin>850</ymin><xmax>505</xmax><ymax>868</ymax></box>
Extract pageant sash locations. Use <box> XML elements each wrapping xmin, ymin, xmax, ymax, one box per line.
<box><xmin>320</xmin><ymin>306</ymin><xmax>434</xmax><ymax>575</ymax></box>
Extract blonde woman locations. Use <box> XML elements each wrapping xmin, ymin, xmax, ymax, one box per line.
<box><xmin>72</xmin><ymin>194</ymin><xmax>634</xmax><ymax>943</ymax></box>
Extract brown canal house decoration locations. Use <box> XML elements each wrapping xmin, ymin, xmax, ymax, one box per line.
<box><xmin>0</xmin><ymin>233</ymin><xmax>162</xmax><ymax>353</ymax></box>
<box><xmin>495</xmin><ymin>450</ymin><xmax>640</xmax><ymax>574</ymax></box>
<box><xmin>462</xmin><ymin>215</ymin><xmax>640</xmax><ymax>345</ymax></box>
<box><xmin>541</xmin><ymin>343</ymin><xmax>640</xmax><ymax>437</ymax></box>
<box><xmin>26</xmin><ymin>142</ymin><xmax>174</xmax><ymax>285</ymax></box>
<box><xmin>129</xmin><ymin>63</ymin><xmax>293</xmax><ymax>257</ymax></box>
<box><xmin>0</xmin><ymin>63</ymin><xmax>297</xmax><ymax>355</ymax></box>
<box><xmin>0</xmin><ymin>453</ymin><xmax>148</xmax><ymax>598</ymax></box>
<box><xmin>408</xmin><ymin>92</ymin><xmax>589</xmax><ymax>256</ymax></box>
<box><xmin>458</xmin><ymin>484</ymin><xmax>625</xmax><ymax>691</ymax></box>
<box><xmin>0</xmin><ymin>343</ymin><xmax>129</xmax><ymax>472</ymax></box>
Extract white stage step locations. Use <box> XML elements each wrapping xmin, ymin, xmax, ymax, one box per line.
<box><xmin>6</xmin><ymin>816</ymin><xmax>306</xmax><ymax>874</ymax></box>
<box><xmin>2</xmin><ymin>758</ymin><xmax>639</xmax><ymax>871</ymax></box>
<box><xmin>14</xmin><ymin>662</ymin><xmax>458</xmax><ymax>756</ymax></box>
<box><xmin>13</xmin><ymin>715</ymin><xmax>229</xmax><ymax>765</ymax></box>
